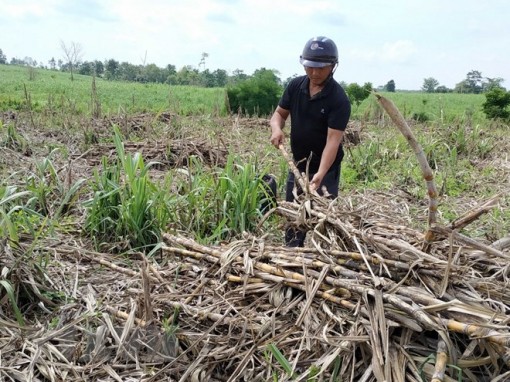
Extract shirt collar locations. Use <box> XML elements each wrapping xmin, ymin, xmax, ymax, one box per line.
<box><xmin>300</xmin><ymin>76</ymin><xmax>333</xmax><ymax>99</ymax></box>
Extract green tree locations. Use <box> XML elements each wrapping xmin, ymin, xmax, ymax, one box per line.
<box><xmin>173</xmin><ymin>65</ymin><xmax>200</xmax><ymax>85</ymax></box>
<box><xmin>226</xmin><ymin>68</ymin><xmax>282</xmax><ymax>116</ymax></box>
<box><xmin>198</xmin><ymin>52</ymin><xmax>208</xmax><ymax>71</ymax></box>
<box><xmin>212</xmin><ymin>69</ymin><xmax>228</xmax><ymax>87</ymax></box>
<box><xmin>482</xmin><ymin>88</ymin><xmax>510</xmax><ymax>120</ymax></box>
<box><xmin>421</xmin><ymin>77</ymin><xmax>439</xmax><ymax>93</ymax></box>
<box><xmin>48</xmin><ymin>57</ymin><xmax>56</xmax><ymax>70</ymax></box>
<box><xmin>384</xmin><ymin>79</ymin><xmax>396</xmax><ymax>92</ymax></box>
<box><xmin>163</xmin><ymin>64</ymin><xmax>177</xmax><ymax>84</ymax></box>
<box><xmin>0</xmin><ymin>49</ymin><xmax>6</xmax><ymax>64</ymax></box>
<box><xmin>93</xmin><ymin>60</ymin><xmax>104</xmax><ymax>77</ymax></box>
<box><xmin>455</xmin><ymin>70</ymin><xmax>484</xmax><ymax>93</ymax></box>
<box><xmin>435</xmin><ymin>85</ymin><xmax>450</xmax><ymax>93</ymax></box>
<box><xmin>143</xmin><ymin>63</ymin><xmax>165</xmax><ymax>83</ymax></box>
<box><xmin>200</xmin><ymin>69</ymin><xmax>216</xmax><ymax>87</ymax></box>
<box><xmin>483</xmin><ymin>77</ymin><xmax>505</xmax><ymax>92</ymax></box>
<box><xmin>346</xmin><ymin>82</ymin><xmax>373</xmax><ymax>108</ymax></box>
<box><xmin>104</xmin><ymin>59</ymin><xmax>120</xmax><ymax>80</ymax></box>
<box><xmin>78</xmin><ymin>61</ymin><xmax>94</xmax><ymax>75</ymax></box>
<box><xmin>466</xmin><ymin>70</ymin><xmax>483</xmax><ymax>93</ymax></box>
<box><xmin>228</xmin><ymin>69</ymin><xmax>249</xmax><ymax>85</ymax></box>
<box><xmin>117</xmin><ymin>62</ymin><xmax>139</xmax><ymax>81</ymax></box>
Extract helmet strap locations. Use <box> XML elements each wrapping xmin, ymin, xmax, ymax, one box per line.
<box><xmin>320</xmin><ymin>64</ymin><xmax>337</xmax><ymax>86</ymax></box>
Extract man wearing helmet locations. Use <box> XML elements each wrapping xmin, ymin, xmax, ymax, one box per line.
<box><xmin>269</xmin><ymin>36</ymin><xmax>351</xmax><ymax>247</ymax></box>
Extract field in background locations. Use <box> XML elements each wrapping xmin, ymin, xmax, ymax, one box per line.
<box><xmin>1</xmin><ymin>64</ymin><xmax>487</xmax><ymax>123</ymax></box>
<box><xmin>0</xmin><ymin>64</ymin><xmax>227</xmax><ymax>116</ymax></box>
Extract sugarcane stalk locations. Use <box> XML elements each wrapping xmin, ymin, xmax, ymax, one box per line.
<box><xmin>105</xmin><ymin>305</ymin><xmax>147</xmax><ymax>327</ymax></box>
<box><xmin>164</xmin><ymin>234</ymin><xmax>510</xmax><ymax>348</ymax></box>
<box><xmin>441</xmin><ymin>318</ymin><xmax>510</xmax><ymax>347</ymax></box>
<box><xmin>226</xmin><ymin>273</ymin><xmax>353</xmax><ymax>307</ymax></box>
<box><xmin>431</xmin><ymin>340</ymin><xmax>448</xmax><ymax>382</ymax></box>
<box><xmin>448</xmin><ymin>193</ymin><xmax>502</xmax><ymax>230</ymax></box>
<box><xmin>60</xmin><ymin>246</ymin><xmax>162</xmax><ymax>282</ymax></box>
<box><xmin>374</xmin><ymin>93</ymin><xmax>438</xmax><ymax>247</ymax></box>
<box><xmin>164</xmin><ymin>234</ymin><xmax>439</xmax><ymax>331</ymax></box>
<box><xmin>227</xmin><ymin>273</ymin><xmax>421</xmax><ymax>331</ymax></box>
<box><xmin>430</xmin><ymin>225</ymin><xmax>510</xmax><ymax>260</ymax></box>
<box><xmin>278</xmin><ymin>143</ymin><xmax>321</xmax><ymax>198</ymax></box>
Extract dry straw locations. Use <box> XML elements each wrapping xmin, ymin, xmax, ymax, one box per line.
<box><xmin>1</xmin><ymin>95</ymin><xmax>509</xmax><ymax>381</ymax></box>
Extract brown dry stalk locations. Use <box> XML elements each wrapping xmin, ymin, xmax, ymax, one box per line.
<box><xmin>448</xmin><ymin>193</ymin><xmax>503</xmax><ymax>230</ymax></box>
<box><xmin>164</xmin><ymin>233</ymin><xmax>510</xmax><ymax>353</ymax></box>
<box><xmin>431</xmin><ymin>340</ymin><xmax>448</xmax><ymax>382</ymax></box>
<box><xmin>431</xmin><ymin>225</ymin><xmax>510</xmax><ymax>260</ymax></box>
<box><xmin>278</xmin><ymin>144</ymin><xmax>317</xmax><ymax>197</ymax></box>
<box><xmin>105</xmin><ymin>305</ymin><xmax>147</xmax><ymax>327</ymax></box>
<box><xmin>59</xmin><ymin>246</ymin><xmax>162</xmax><ymax>282</ymax></box>
<box><xmin>164</xmin><ymin>234</ymin><xmax>440</xmax><ymax>331</ymax></box>
<box><xmin>441</xmin><ymin>318</ymin><xmax>510</xmax><ymax>347</ymax></box>
<box><xmin>374</xmin><ymin>93</ymin><xmax>438</xmax><ymax>245</ymax></box>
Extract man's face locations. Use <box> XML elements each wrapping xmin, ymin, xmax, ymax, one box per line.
<box><xmin>304</xmin><ymin>65</ymin><xmax>333</xmax><ymax>86</ymax></box>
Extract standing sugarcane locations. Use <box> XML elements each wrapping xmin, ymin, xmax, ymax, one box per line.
<box><xmin>374</xmin><ymin>93</ymin><xmax>439</xmax><ymax>249</ymax></box>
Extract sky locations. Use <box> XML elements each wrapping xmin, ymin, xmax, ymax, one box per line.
<box><xmin>1</xmin><ymin>0</ymin><xmax>509</xmax><ymax>90</ymax></box>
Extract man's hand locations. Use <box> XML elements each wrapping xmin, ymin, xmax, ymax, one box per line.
<box><xmin>270</xmin><ymin>128</ymin><xmax>284</xmax><ymax>148</ymax></box>
<box><xmin>310</xmin><ymin>172</ymin><xmax>324</xmax><ymax>191</ymax></box>
<box><xmin>269</xmin><ymin>106</ymin><xmax>290</xmax><ymax>148</ymax></box>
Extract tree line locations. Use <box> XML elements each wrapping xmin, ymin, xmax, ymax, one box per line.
<box><xmin>421</xmin><ymin>71</ymin><xmax>506</xmax><ymax>94</ymax></box>
<box><xmin>1</xmin><ymin>45</ymin><xmax>507</xmax><ymax>94</ymax></box>
<box><xmin>0</xmin><ymin>46</ymin><xmax>258</xmax><ymax>88</ymax></box>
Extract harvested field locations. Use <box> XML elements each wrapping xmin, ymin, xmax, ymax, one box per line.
<box><xmin>1</xmin><ymin>96</ymin><xmax>509</xmax><ymax>381</ymax></box>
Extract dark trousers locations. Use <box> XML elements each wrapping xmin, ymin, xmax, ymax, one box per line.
<box><xmin>284</xmin><ymin>166</ymin><xmax>340</xmax><ymax>247</ymax></box>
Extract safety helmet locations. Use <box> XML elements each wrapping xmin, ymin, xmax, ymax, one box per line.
<box><xmin>299</xmin><ymin>36</ymin><xmax>338</xmax><ymax>67</ymax></box>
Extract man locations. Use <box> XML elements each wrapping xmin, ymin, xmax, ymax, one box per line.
<box><xmin>269</xmin><ymin>36</ymin><xmax>351</xmax><ymax>247</ymax></box>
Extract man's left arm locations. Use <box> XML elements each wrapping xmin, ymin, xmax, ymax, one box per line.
<box><xmin>310</xmin><ymin>128</ymin><xmax>344</xmax><ymax>190</ymax></box>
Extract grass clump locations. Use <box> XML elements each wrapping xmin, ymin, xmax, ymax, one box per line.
<box><xmin>83</xmin><ymin>126</ymin><xmax>169</xmax><ymax>252</ymax></box>
<box><xmin>170</xmin><ymin>154</ymin><xmax>276</xmax><ymax>243</ymax></box>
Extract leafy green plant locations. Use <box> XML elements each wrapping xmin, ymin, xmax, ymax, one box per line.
<box><xmin>0</xmin><ymin>278</ymin><xmax>24</xmax><ymax>326</ymax></box>
<box><xmin>169</xmin><ymin>154</ymin><xmax>274</xmax><ymax>243</ymax></box>
<box><xmin>346</xmin><ymin>140</ymin><xmax>392</xmax><ymax>184</ymax></box>
<box><xmin>25</xmin><ymin>148</ymin><xmax>86</xmax><ymax>219</ymax></box>
<box><xmin>264</xmin><ymin>343</ymin><xmax>321</xmax><ymax>381</ymax></box>
<box><xmin>84</xmin><ymin>126</ymin><xmax>170</xmax><ymax>252</ymax></box>
<box><xmin>0</xmin><ymin>121</ymin><xmax>30</xmax><ymax>154</ymax></box>
<box><xmin>346</xmin><ymin>82</ymin><xmax>372</xmax><ymax>108</ymax></box>
<box><xmin>412</xmin><ymin>111</ymin><xmax>430</xmax><ymax>122</ymax></box>
<box><xmin>0</xmin><ymin>185</ymin><xmax>35</xmax><ymax>243</ymax></box>
<box><xmin>265</xmin><ymin>343</ymin><xmax>296</xmax><ymax>379</ymax></box>
<box><xmin>419</xmin><ymin>353</ymin><xmax>464</xmax><ymax>382</ymax></box>
<box><xmin>482</xmin><ymin>87</ymin><xmax>510</xmax><ymax>120</ymax></box>
<box><xmin>226</xmin><ymin>69</ymin><xmax>282</xmax><ymax>116</ymax></box>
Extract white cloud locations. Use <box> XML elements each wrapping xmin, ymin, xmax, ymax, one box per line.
<box><xmin>380</xmin><ymin>40</ymin><xmax>417</xmax><ymax>63</ymax></box>
<box><xmin>0</xmin><ymin>0</ymin><xmax>59</xmax><ymax>18</ymax></box>
<box><xmin>347</xmin><ymin>40</ymin><xmax>417</xmax><ymax>65</ymax></box>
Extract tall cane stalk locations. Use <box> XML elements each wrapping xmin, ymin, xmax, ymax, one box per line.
<box><xmin>374</xmin><ymin>93</ymin><xmax>439</xmax><ymax>248</ymax></box>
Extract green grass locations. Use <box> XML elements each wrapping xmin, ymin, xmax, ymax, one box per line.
<box><xmin>2</xmin><ymin>64</ymin><xmax>491</xmax><ymax>124</ymax></box>
<box><xmin>0</xmin><ymin>64</ymin><xmax>228</xmax><ymax>116</ymax></box>
<box><xmin>354</xmin><ymin>91</ymin><xmax>488</xmax><ymax>125</ymax></box>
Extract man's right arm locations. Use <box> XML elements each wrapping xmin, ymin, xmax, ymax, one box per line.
<box><xmin>269</xmin><ymin>106</ymin><xmax>290</xmax><ymax>148</ymax></box>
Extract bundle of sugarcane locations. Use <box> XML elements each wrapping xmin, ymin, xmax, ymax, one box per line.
<box><xmin>161</xmin><ymin>210</ymin><xmax>510</xmax><ymax>381</ymax></box>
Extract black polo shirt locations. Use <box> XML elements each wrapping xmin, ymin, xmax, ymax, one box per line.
<box><xmin>279</xmin><ymin>75</ymin><xmax>351</xmax><ymax>173</ymax></box>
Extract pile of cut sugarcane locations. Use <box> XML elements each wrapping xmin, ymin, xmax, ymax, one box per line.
<box><xmin>160</xmin><ymin>187</ymin><xmax>510</xmax><ymax>382</ymax></box>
